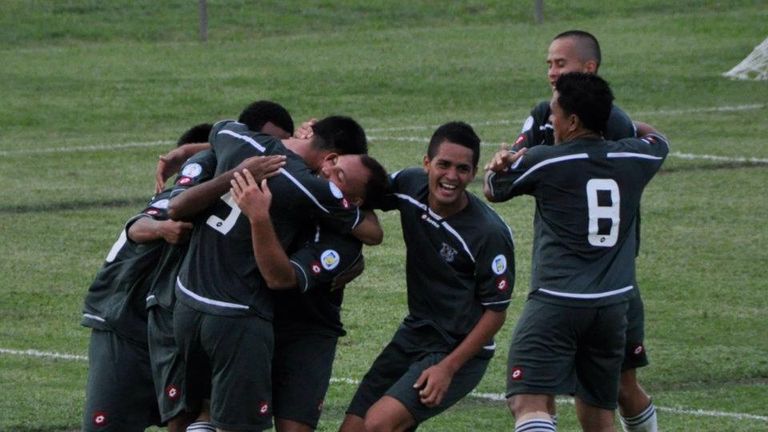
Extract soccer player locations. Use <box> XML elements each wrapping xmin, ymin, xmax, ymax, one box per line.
<box><xmin>484</xmin><ymin>72</ymin><xmax>668</xmax><ymax>432</ymax></box>
<box><xmin>144</xmin><ymin>102</ymin><xmax>296</xmax><ymax>432</ymax></box>
<box><xmin>503</xmin><ymin>30</ymin><xmax>658</xmax><ymax>432</ymax></box>
<box><xmin>339</xmin><ymin>121</ymin><xmax>516</xmax><ymax>432</ymax></box>
<box><xmin>169</xmin><ymin>116</ymin><xmax>385</xmax><ymax>432</ymax></box>
<box><xmin>230</xmin><ymin>163</ymin><xmax>386</xmax><ymax>432</ymax></box>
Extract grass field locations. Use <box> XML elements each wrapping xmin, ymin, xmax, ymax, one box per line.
<box><xmin>1</xmin><ymin>1</ymin><xmax>767</xmax><ymax>431</ymax></box>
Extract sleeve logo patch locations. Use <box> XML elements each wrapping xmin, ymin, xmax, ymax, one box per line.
<box><xmin>329</xmin><ymin>182</ymin><xmax>344</xmax><ymax>199</ymax></box>
<box><xmin>496</xmin><ymin>276</ymin><xmax>509</xmax><ymax>291</ymax></box>
<box><xmin>321</xmin><ymin>250</ymin><xmax>340</xmax><ymax>270</ymax></box>
<box><xmin>491</xmin><ymin>254</ymin><xmax>507</xmax><ymax>275</ymax></box>
<box><xmin>181</xmin><ymin>163</ymin><xmax>203</xmax><ymax>178</ymax></box>
<box><xmin>311</xmin><ymin>261</ymin><xmax>322</xmax><ymax>275</ymax></box>
<box><xmin>514</xmin><ymin>133</ymin><xmax>526</xmax><ymax>146</ymax></box>
<box><xmin>177</xmin><ymin>176</ymin><xmax>192</xmax><ymax>185</ymax></box>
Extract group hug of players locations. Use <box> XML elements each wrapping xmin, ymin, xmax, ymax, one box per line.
<box><xmin>80</xmin><ymin>30</ymin><xmax>668</xmax><ymax>432</ymax></box>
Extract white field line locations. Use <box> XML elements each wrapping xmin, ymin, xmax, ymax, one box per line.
<box><xmin>2</xmin><ymin>347</ymin><xmax>767</xmax><ymax>422</ymax></box>
<box><xmin>1</xmin><ymin>103</ymin><xmax>764</xmax><ymax>157</ymax></box>
<box><xmin>370</xmin><ymin>136</ymin><xmax>768</xmax><ymax>164</ymax></box>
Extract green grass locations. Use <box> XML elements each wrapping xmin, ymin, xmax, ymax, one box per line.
<box><xmin>1</xmin><ymin>1</ymin><xmax>767</xmax><ymax>431</ymax></box>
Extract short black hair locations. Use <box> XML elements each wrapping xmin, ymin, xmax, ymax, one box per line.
<box><xmin>238</xmin><ymin>100</ymin><xmax>294</xmax><ymax>135</ymax></box>
<box><xmin>427</xmin><ymin>121</ymin><xmax>481</xmax><ymax>167</ymax></box>
<box><xmin>359</xmin><ymin>155</ymin><xmax>389</xmax><ymax>210</ymax></box>
<box><xmin>311</xmin><ymin>115</ymin><xmax>368</xmax><ymax>155</ymax></box>
<box><xmin>176</xmin><ymin>123</ymin><xmax>213</xmax><ymax>147</ymax></box>
<box><xmin>554</xmin><ymin>30</ymin><xmax>602</xmax><ymax>71</ymax></box>
<box><xmin>554</xmin><ymin>72</ymin><xmax>614</xmax><ymax>135</ymax></box>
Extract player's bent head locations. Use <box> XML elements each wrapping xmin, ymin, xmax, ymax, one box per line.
<box><xmin>176</xmin><ymin>123</ymin><xmax>213</xmax><ymax>146</ymax></box>
<box><xmin>238</xmin><ymin>100</ymin><xmax>295</xmax><ymax>138</ymax></box>
<box><xmin>358</xmin><ymin>155</ymin><xmax>389</xmax><ymax>210</ymax></box>
<box><xmin>427</xmin><ymin>121</ymin><xmax>481</xmax><ymax>168</ymax></box>
<box><xmin>553</xmin><ymin>29</ymin><xmax>602</xmax><ymax>72</ymax></box>
<box><xmin>311</xmin><ymin>115</ymin><xmax>368</xmax><ymax>155</ymax></box>
<box><xmin>554</xmin><ymin>72</ymin><xmax>614</xmax><ymax>135</ymax></box>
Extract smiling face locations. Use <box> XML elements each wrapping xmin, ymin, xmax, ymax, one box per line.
<box><xmin>319</xmin><ymin>154</ymin><xmax>371</xmax><ymax>206</ymax></box>
<box><xmin>424</xmin><ymin>140</ymin><xmax>476</xmax><ymax>217</ymax></box>
<box><xmin>546</xmin><ymin>37</ymin><xmax>597</xmax><ymax>89</ymax></box>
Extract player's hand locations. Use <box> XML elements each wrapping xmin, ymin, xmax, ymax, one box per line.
<box><xmin>294</xmin><ymin>118</ymin><xmax>317</xmax><ymax>139</ymax></box>
<box><xmin>413</xmin><ymin>363</ymin><xmax>454</xmax><ymax>407</ymax></box>
<box><xmin>236</xmin><ymin>155</ymin><xmax>286</xmax><ymax>182</ymax></box>
<box><xmin>330</xmin><ymin>256</ymin><xmax>365</xmax><ymax>291</ymax></box>
<box><xmin>483</xmin><ymin>144</ymin><xmax>527</xmax><ymax>173</ymax></box>
<box><xmin>159</xmin><ymin>220</ymin><xmax>194</xmax><ymax>244</ymax></box>
<box><xmin>231</xmin><ymin>169</ymin><xmax>272</xmax><ymax>222</ymax></box>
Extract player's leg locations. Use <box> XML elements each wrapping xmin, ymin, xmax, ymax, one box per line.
<box><xmin>82</xmin><ymin>329</ymin><xmax>160</xmax><ymax>432</ymax></box>
<box><xmin>573</xmin><ymin>302</ymin><xmax>628</xmax><ymax>432</ymax></box>
<box><xmin>365</xmin><ymin>351</ymin><xmax>489</xmax><ymax>431</ymax></box>
<box><xmin>618</xmin><ymin>292</ymin><xmax>657</xmax><ymax>432</ymax></box>
<box><xmin>506</xmin><ymin>298</ymin><xmax>576</xmax><ymax>431</ymax></box>
<box><xmin>273</xmin><ymin>333</ymin><xmax>339</xmax><ymax>432</ymax></box>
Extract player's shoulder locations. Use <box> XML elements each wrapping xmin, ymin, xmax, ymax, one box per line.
<box><xmin>465</xmin><ymin>194</ymin><xmax>514</xmax><ymax>238</ymax></box>
<box><xmin>390</xmin><ymin>167</ymin><xmax>426</xmax><ymax>192</ymax></box>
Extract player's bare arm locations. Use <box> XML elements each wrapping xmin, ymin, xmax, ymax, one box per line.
<box><xmin>155</xmin><ymin>142</ymin><xmax>212</xmax><ymax>193</ymax></box>
<box><xmin>168</xmin><ymin>154</ymin><xmax>286</xmax><ymax>221</ymax></box>
<box><xmin>413</xmin><ymin>309</ymin><xmax>506</xmax><ymax>407</ymax></box>
<box><xmin>127</xmin><ymin>217</ymin><xmax>193</xmax><ymax>245</ymax></box>
<box><xmin>351</xmin><ymin>210</ymin><xmax>384</xmax><ymax>246</ymax></box>
<box><xmin>231</xmin><ymin>169</ymin><xmax>297</xmax><ymax>290</ymax></box>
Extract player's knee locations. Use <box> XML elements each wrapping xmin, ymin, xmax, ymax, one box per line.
<box><xmin>364</xmin><ymin>412</ymin><xmax>410</xmax><ymax>432</ymax></box>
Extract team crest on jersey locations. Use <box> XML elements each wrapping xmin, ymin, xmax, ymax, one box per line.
<box><xmin>258</xmin><ymin>401</ymin><xmax>270</xmax><ymax>416</ymax></box>
<box><xmin>510</xmin><ymin>366</ymin><xmax>523</xmax><ymax>381</ymax></box>
<box><xmin>440</xmin><ymin>242</ymin><xmax>457</xmax><ymax>263</ymax></box>
<box><xmin>181</xmin><ymin>163</ymin><xmax>203</xmax><ymax>178</ymax></box>
<box><xmin>491</xmin><ymin>255</ymin><xmax>507</xmax><ymax>275</ymax></box>
<box><xmin>92</xmin><ymin>411</ymin><xmax>108</xmax><ymax>427</ymax></box>
<box><xmin>165</xmin><ymin>384</ymin><xmax>180</xmax><ymax>401</ymax></box>
<box><xmin>329</xmin><ymin>182</ymin><xmax>344</xmax><ymax>199</ymax></box>
<box><xmin>321</xmin><ymin>250</ymin><xmax>340</xmax><ymax>270</ymax></box>
<box><xmin>521</xmin><ymin>115</ymin><xmax>534</xmax><ymax>133</ymax></box>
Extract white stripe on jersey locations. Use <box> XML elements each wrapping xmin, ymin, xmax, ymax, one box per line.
<box><xmin>512</xmin><ymin>153</ymin><xmax>589</xmax><ymax>185</ymax></box>
<box><xmin>537</xmin><ymin>284</ymin><xmax>634</xmax><ymax>300</ymax></box>
<box><xmin>607</xmin><ymin>152</ymin><xmax>664</xmax><ymax>160</ymax></box>
<box><xmin>218</xmin><ymin>129</ymin><xmax>267</xmax><ymax>153</ymax></box>
<box><xmin>394</xmin><ymin>193</ymin><xmax>475</xmax><ymax>262</ymax></box>
<box><xmin>176</xmin><ymin>277</ymin><xmax>250</xmax><ymax>310</ymax></box>
<box><xmin>82</xmin><ymin>313</ymin><xmax>106</xmax><ymax>323</ymax></box>
<box><xmin>482</xmin><ymin>299</ymin><xmax>512</xmax><ymax>306</ymax></box>
<box><xmin>290</xmin><ymin>260</ymin><xmax>310</xmax><ymax>293</ymax></box>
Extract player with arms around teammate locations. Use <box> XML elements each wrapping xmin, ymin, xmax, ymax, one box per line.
<box><xmin>503</xmin><ymin>30</ymin><xmax>657</xmax><ymax>432</ymax></box>
<box><xmin>170</xmin><ymin>116</ymin><xmax>383</xmax><ymax>432</ymax></box>
<box><xmin>340</xmin><ymin>122</ymin><xmax>515</xmax><ymax>432</ymax></box>
<box><xmin>230</xmin><ymin>158</ymin><xmax>387</xmax><ymax>432</ymax></box>
<box><xmin>484</xmin><ymin>72</ymin><xmax>668</xmax><ymax>432</ymax></box>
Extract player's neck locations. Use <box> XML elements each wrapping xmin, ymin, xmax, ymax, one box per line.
<box><xmin>560</xmin><ymin>128</ymin><xmax>601</xmax><ymax>144</ymax></box>
<box><xmin>282</xmin><ymin>137</ymin><xmax>323</xmax><ymax>170</ymax></box>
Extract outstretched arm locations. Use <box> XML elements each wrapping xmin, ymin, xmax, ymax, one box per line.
<box><xmin>127</xmin><ymin>217</ymin><xmax>193</xmax><ymax>244</ymax></box>
<box><xmin>155</xmin><ymin>143</ymin><xmax>211</xmax><ymax>193</ymax></box>
<box><xmin>168</xmin><ymin>155</ymin><xmax>286</xmax><ymax>221</ymax></box>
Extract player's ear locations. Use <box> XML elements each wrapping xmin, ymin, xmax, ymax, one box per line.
<box><xmin>323</xmin><ymin>152</ymin><xmax>339</xmax><ymax>164</ymax></box>
<box><xmin>583</xmin><ymin>60</ymin><xmax>598</xmax><ymax>74</ymax></box>
<box><xmin>422</xmin><ymin>155</ymin><xmax>431</xmax><ymax>172</ymax></box>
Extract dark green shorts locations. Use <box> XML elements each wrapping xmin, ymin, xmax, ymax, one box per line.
<box><xmin>272</xmin><ymin>332</ymin><xmax>338</xmax><ymax>428</ymax></box>
<box><xmin>83</xmin><ymin>329</ymin><xmax>160</xmax><ymax>432</ymax></box>
<box><xmin>174</xmin><ymin>302</ymin><xmax>274</xmax><ymax>431</ymax></box>
<box><xmin>347</xmin><ymin>325</ymin><xmax>490</xmax><ymax>425</ymax></box>
<box><xmin>148</xmin><ymin>306</ymin><xmax>194</xmax><ymax>422</ymax></box>
<box><xmin>623</xmin><ymin>288</ymin><xmax>649</xmax><ymax>371</ymax></box>
<box><xmin>506</xmin><ymin>298</ymin><xmax>628</xmax><ymax>410</ymax></box>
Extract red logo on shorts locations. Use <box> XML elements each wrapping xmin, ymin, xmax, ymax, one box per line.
<box><xmin>632</xmin><ymin>344</ymin><xmax>644</xmax><ymax>356</ymax></box>
<box><xmin>92</xmin><ymin>411</ymin><xmax>108</xmax><ymax>427</ymax></box>
<box><xmin>496</xmin><ymin>276</ymin><xmax>509</xmax><ymax>291</ymax></box>
<box><xmin>510</xmin><ymin>366</ymin><xmax>524</xmax><ymax>381</ymax></box>
<box><xmin>166</xmin><ymin>384</ymin><xmax>180</xmax><ymax>401</ymax></box>
<box><xmin>258</xmin><ymin>401</ymin><xmax>270</xmax><ymax>416</ymax></box>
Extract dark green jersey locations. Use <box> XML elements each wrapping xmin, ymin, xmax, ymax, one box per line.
<box><xmin>273</xmin><ymin>225</ymin><xmax>363</xmax><ymax>337</ymax></box>
<box><xmin>381</xmin><ymin>168</ymin><xmax>515</xmax><ymax>354</ymax></box>
<box><xmin>81</xmin><ymin>191</ymin><xmax>174</xmax><ymax>345</ymax></box>
<box><xmin>487</xmin><ymin>134</ymin><xmax>669</xmax><ymax>306</ymax></box>
<box><xmin>175</xmin><ymin>121</ymin><xmax>361</xmax><ymax>318</ymax></box>
<box><xmin>515</xmin><ymin>101</ymin><xmax>636</xmax><ymax>149</ymax></box>
<box><xmin>145</xmin><ymin>150</ymin><xmax>217</xmax><ymax>311</ymax></box>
